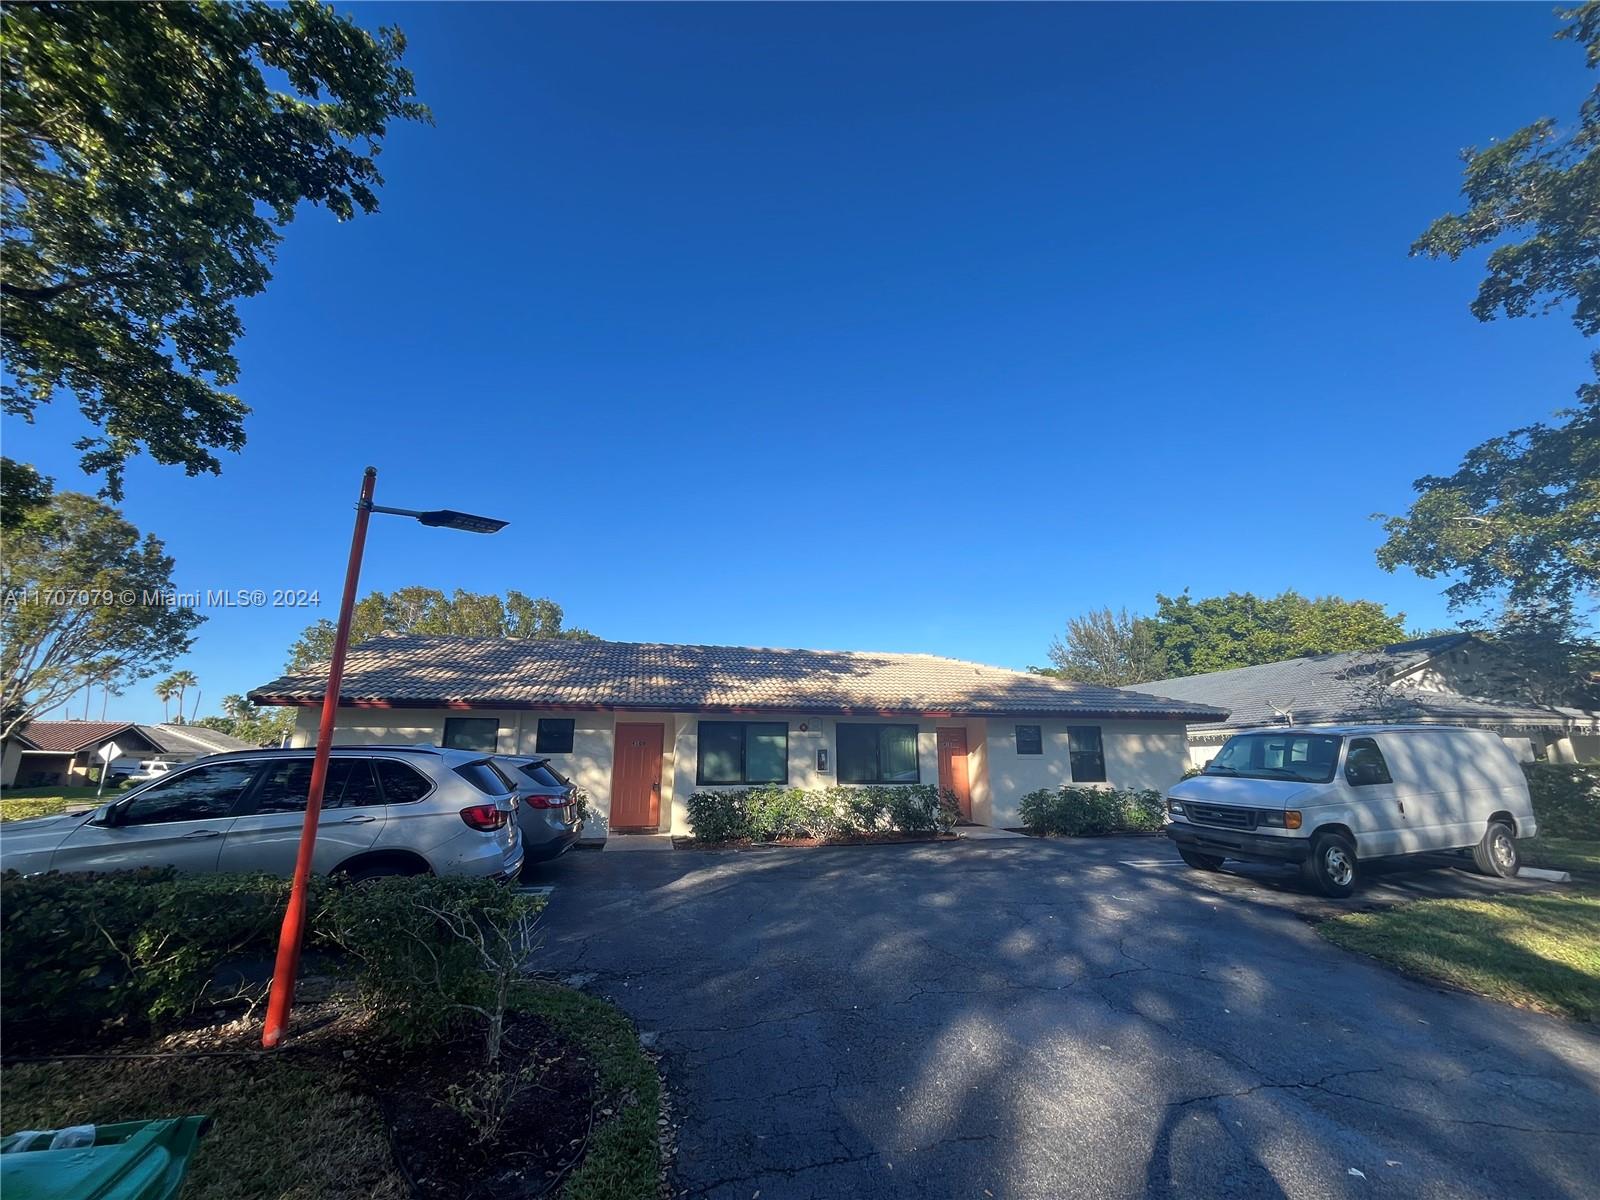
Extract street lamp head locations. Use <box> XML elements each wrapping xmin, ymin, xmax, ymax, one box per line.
<box><xmin>415</xmin><ymin>508</ymin><xmax>509</xmax><ymax>535</ymax></box>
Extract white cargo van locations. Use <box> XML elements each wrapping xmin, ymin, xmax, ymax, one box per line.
<box><xmin>1164</xmin><ymin>725</ymin><xmax>1536</xmax><ymax>897</ymax></box>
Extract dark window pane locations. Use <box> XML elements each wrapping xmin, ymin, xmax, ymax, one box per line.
<box><xmin>879</xmin><ymin>726</ymin><xmax>919</xmax><ymax>782</ymax></box>
<box><xmin>1016</xmin><ymin>725</ymin><xmax>1043</xmax><ymax>755</ymax></box>
<box><xmin>1068</xmin><ymin>726</ymin><xmax>1106</xmax><ymax>783</ymax></box>
<box><xmin>454</xmin><ymin>760</ymin><xmax>511</xmax><ymax>795</ymax></box>
<box><xmin>535</xmin><ymin>718</ymin><xmax>575</xmax><ymax>754</ymax></box>
<box><xmin>837</xmin><ymin>724</ymin><xmax>919</xmax><ymax>784</ymax></box>
<box><xmin>374</xmin><ymin>759</ymin><xmax>432</xmax><ymax>804</ymax></box>
<box><xmin>745</xmin><ymin>723</ymin><xmax>788</xmax><ymax>783</ymax></box>
<box><xmin>1345</xmin><ymin>737</ymin><xmax>1393</xmax><ymax>786</ymax></box>
<box><xmin>121</xmin><ymin>763</ymin><xmax>259</xmax><ymax>825</ymax></box>
<box><xmin>443</xmin><ymin>717</ymin><xmax>499</xmax><ymax>752</ymax></box>
<box><xmin>698</xmin><ymin>722</ymin><xmax>744</xmax><ymax>785</ymax></box>
<box><xmin>836</xmin><ymin>724</ymin><xmax>877</xmax><ymax>784</ymax></box>
<box><xmin>251</xmin><ymin>758</ymin><xmax>383</xmax><ymax>814</ymax></box>
<box><xmin>519</xmin><ymin>762</ymin><xmax>564</xmax><ymax>788</ymax></box>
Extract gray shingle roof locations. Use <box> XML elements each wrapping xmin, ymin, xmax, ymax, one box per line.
<box><xmin>1139</xmin><ymin>634</ymin><xmax>1580</xmax><ymax>732</ymax></box>
<box><xmin>139</xmin><ymin>723</ymin><xmax>256</xmax><ymax>755</ymax></box>
<box><xmin>249</xmin><ymin>634</ymin><xmax>1228</xmax><ymax>721</ymax></box>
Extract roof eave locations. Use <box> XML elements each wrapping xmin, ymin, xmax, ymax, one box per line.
<box><xmin>248</xmin><ymin>693</ymin><xmax>1226</xmax><ymax>722</ymax></box>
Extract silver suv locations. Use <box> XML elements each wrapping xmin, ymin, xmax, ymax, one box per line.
<box><xmin>0</xmin><ymin>746</ymin><xmax>524</xmax><ymax>882</ymax></box>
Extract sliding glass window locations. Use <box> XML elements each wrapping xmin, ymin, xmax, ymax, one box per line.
<box><xmin>837</xmin><ymin>723</ymin><xmax>920</xmax><ymax>784</ymax></box>
<box><xmin>697</xmin><ymin>721</ymin><xmax>789</xmax><ymax>785</ymax></box>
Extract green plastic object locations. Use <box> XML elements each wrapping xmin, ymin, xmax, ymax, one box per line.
<box><xmin>0</xmin><ymin>1117</ymin><xmax>211</xmax><ymax>1200</ymax></box>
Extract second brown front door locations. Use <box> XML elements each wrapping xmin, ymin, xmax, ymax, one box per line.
<box><xmin>611</xmin><ymin>722</ymin><xmax>665</xmax><ymax>831</ymax></box>
<box><xmin>937</xmin><ymin>727</ymin><xmax>972</xmax><ymax>822</ymax></box>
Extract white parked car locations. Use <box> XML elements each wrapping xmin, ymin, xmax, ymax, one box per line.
<box><xmin>1165</xmin><ymin>724</ymin><xmax>1536</xmax><ymax>897</ymax></box>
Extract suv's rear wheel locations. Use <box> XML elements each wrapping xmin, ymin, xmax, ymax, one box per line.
<box><xmin>1178</xmin><ymin>848</ymin><xmax>1224</xmax><ymax>871</ymax></box>
<box><xmin>1471</xmin><ymin>821</ymin><xmax>1519</xmax><ymax>878</ymax></box>
<box><xmin>1303</xmin><ymin>832</ymin><xmax>1358</xmax><ymax>898</ymax></box>
<box><xmin>339</xmin><ymin>858</ymin><xmax>429</xmax><ymax>884</ymax></box>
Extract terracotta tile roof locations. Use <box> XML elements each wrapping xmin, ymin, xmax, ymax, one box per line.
<box><xmin>9</xmin><ymin>721</ymin><xmax>139</xmax><ymax>753</ymax></box>
<box><xmin>249</xmin><ymin>634</ymin><xmax>1229</xmax><ymax>721</ymax></box>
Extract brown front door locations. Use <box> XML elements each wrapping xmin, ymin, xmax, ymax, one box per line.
<box><xmin>937</xmin><ymin>727</ymin><xmax>971</xmax><ymax>822</ymax></box>
<box><xmin>611</xmin><ymin>722</ymin><xmax>665</xmax><ymax>831</ymax></box>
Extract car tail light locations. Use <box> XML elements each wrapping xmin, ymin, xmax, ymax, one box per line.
<box><xmin>523</xmin><ymin>793</ymin><xmax>568</xmax><ymax>810</ymax></box>
<box><xmin>460</xmin><ymin>804</ymin><xmax>509</xmax><ymax>831</ymax></box>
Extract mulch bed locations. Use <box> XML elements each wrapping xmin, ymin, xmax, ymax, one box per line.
<box><xmin>676</xmin><ymin>831</ymin><xmax>959</xmax><ymax>850</ymax></box>
<box><xmin>357</xmin><ymin>1011</ymin><xmax>598</xmax><ymax>1200</ymax></box>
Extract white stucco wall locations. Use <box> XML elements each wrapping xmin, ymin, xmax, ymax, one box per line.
<box><xmin>288</xmin><ymin>706</ymin><xmax>1196</xmax><ymax>836</ymax></box>
<box><xmin>978</xmin><ymin>718</ymin><xmax>1191</xmax><ymax>827</ymax></box>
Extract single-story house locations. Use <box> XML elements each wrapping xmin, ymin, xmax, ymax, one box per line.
<box><xmin>1138</xmin><ymin>633</ymin><xmax>1600</xmax><ymax>768</ymax></box>
<box><xmin>249</xmin><ymin>634</ymin><xmax>1228</xmax><ymax>838</ymax></box>
<box><xmin>1</xmin><ymin>721</ymin><xmax>257</xmax><ymax>788</ymax></box>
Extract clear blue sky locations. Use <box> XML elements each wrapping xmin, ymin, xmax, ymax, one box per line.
<box><xmin>6</xmin><ymin>2</ymin><xmax>1592</xmax><ymax>725</ymax></box>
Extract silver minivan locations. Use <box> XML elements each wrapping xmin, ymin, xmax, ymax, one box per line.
<box><xmin>0</xmin><ymin>745</ymin><xmax>524</xmax><ymax>882</ymax></box>
<box><xmin>1165</xmin><ymin>724</ymin><xmax>1537</xmax><ymax>897</ymax></box>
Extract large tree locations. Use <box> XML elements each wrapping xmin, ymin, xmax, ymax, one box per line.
<box><xmin>1</xmin><ymin>1</ymin><xmax>426</xmax><ymax>498</ymax></box>
<box><xmin>1</xmin><ymin>466</ymin><xmax>203</xmax><ymax>739</ymax></box>
<box><xmin>1410</xmin><ymin>2</ymin><xmax>1599</xmax><ymax>338</ymax></box>
<box><xmin>1145</xmin><ymin>591</ymin><xmax>1409</xmax><ymax>679</ymax></box>
<box><xmin>1042</xmin><ymin>607</ymin><xmax>1168</xmax><ymax>686</ymax></box>
<box><xmin>286</xmin><ymin>587</ymin><xmax>594</xmax><ymax>672</ymax></box>
<box><xmin>1382</xmin><ymin>4</ymin><xmax>1600</xmax><ymax>617</ymax></box>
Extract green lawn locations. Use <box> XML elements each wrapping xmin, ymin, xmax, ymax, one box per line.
<box><xmin>1</xmin><ymin>985</ymin><xmax>660</xmax><ymax>1200</ymax></box>
<box><xmin>3</xmin><ymin>1052</ymin><xmax>407</xmax><ymax>1200</ymax></box>
<box><xmin>0</xmin><ymin>786</ymin><xmax>118</xmax><ymax>822</ymax></box>
<box><xmin>1521</xmin><ymin>836</ymin><xmax>1600</xmax><ymax>881</ymax></box>
<box><xmin>1321</xmin><ymin>892</ymin><xmax>1600</xmax><ymax>1021</ymax></box>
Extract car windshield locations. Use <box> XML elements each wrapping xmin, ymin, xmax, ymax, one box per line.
<box><xmin>1204</xmin><ymin>732</ymin><xmax>1342</xmax><ymax>783</ymax></box>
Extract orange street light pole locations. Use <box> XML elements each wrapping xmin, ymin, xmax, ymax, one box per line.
<box><xmin>260</xmin><ymin>467</ymin><xmax>509</xmax><ymax>1049</ymax></box>
<box><xmin>261</xmin><ymin>466</ymin><xmax>376</xmax><ymax>1048</ymax></box>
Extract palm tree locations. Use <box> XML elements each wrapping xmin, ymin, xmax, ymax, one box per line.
<box><xmin>154</xmin><ymin>676</ymin><xmax>178</xmax><ymax>722</ymax></box>
<box><xmin>222</xmin><ymin>694</ymin><xmax>253</xmax><ymax>721</ymax></box>
<box><xmin>166</xmin><ymin>670</ymin><xmax>198</xmax><ymax>725</ymax></box>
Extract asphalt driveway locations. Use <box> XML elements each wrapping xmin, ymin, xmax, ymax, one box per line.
<box><xmin>534</xmin><ymin>837</ymin><xmax>1600</xmax><ymax>1200</ymax></box>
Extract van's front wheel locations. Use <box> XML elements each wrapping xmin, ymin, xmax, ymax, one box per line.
<box><xmin>1472</xmin><ymin>821</ymin><xmax>1519</xmax><ymax>878</ymax></box>
<box><xmin>1304</xmin><ymin>833</ymin><xmax>1358</xmax><ymax>898</ymax></box>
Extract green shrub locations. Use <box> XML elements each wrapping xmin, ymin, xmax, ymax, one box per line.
<box><xmin>0</xmin><ymin>869</ymin><xmax>301</xmax><ymax>1040</ymax></box>
<box><xmin>319</xmin><ymin>875</ymin><xmax>544</xmax><ymax>1050</ymax></box>
<box><xmin>685</xmin><ymin>784</ymin><xmax>959</xmax><ymax>842</ymax></box>
<box><xmin>745</xmin><ymin>786</ymin><xmax>817</xmax><ymax>840</ymax></box>
<box><xmin>0</xmin><ymin>871</ymin><xmax>543</xmax><ymax>1050</ymax></box>
<box><xmin>1524</xmin><ymin>763</ymin><xmax>1600</xmax><ymax>839</ymax></box>
<box><xmin>1019</xmin><ymin>785</ymin><xmax>1165</xmax><ymax>836</ymax></box>
<box><xmin>684</xmin><ymin>790</ymin><xmax>749</xmax><ymax>841</ymax></box>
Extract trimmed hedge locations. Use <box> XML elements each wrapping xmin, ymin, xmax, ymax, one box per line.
<box><xmin>1018</xmin><ymin>785</ymin><xmax>1166</xmax><ymax>836</ymax></box>
<box><xmin>685</xmin><ymin>784</ymin><xmax>959</xmax><ymax>843</ymax></box>
<box><xmin>0</xmin><ymin>868</ymin><xmax>543</xmax><ymax>1046</ymax></box>
<box><xmin>1524</xmin><ymin>763</ymin><xmax>1600</xmax><ymax>839</ymax></box>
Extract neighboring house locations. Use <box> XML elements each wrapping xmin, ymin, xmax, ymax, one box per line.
<box><xmin>249</xmin><ymin>634</ymin><xmax>1227</xmax><ymax>838</ymax></box>
<box><xmin>1</xmin><ymin>721</ymin><xmax>256</xmax><ymax>788</ymax></box>
<box><xmin>1139</xmin><ymin>633</ymin><xmax>1600</xmax><ymax>768</ymax></box>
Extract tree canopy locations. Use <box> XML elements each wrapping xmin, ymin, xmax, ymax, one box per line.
<box><xmin>1042</xmin><ymin>607</ymin><xmax>1167</xmax><ymax>686</ymax></box>
<box><xmin>1</xmin><ymin>1</ymin><xmax>426</xmax><ymax>498</ymax></box>
<box><xmin>0</xmin><ymin>462</ymin><xmax>203</xmax><ymax>739</ymax></box>
<box><xmin>1411</xmin><ymin>3</ymin><xmax>1599</xmax><ymax>338</ymax></box>
<box><xmin>1041</xmin><ymin>591</ymin><xmax>1410</xmax><ymax>685</ymax></box>
<box><xmin>286</xmin><ymin>587</ymin><xmax>594</xmax><ymax>672</ymax></box>
<box><xmin>1382</xmin><ymin>4</ymin><xmax>1599</xmax><ymax>619</ymax></box>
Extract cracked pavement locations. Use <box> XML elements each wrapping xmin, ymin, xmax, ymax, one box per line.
<box><xmin>530</xmin><ymin>837</ymin><xmax>1600</xmax><ymax>1199</ymax></box>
